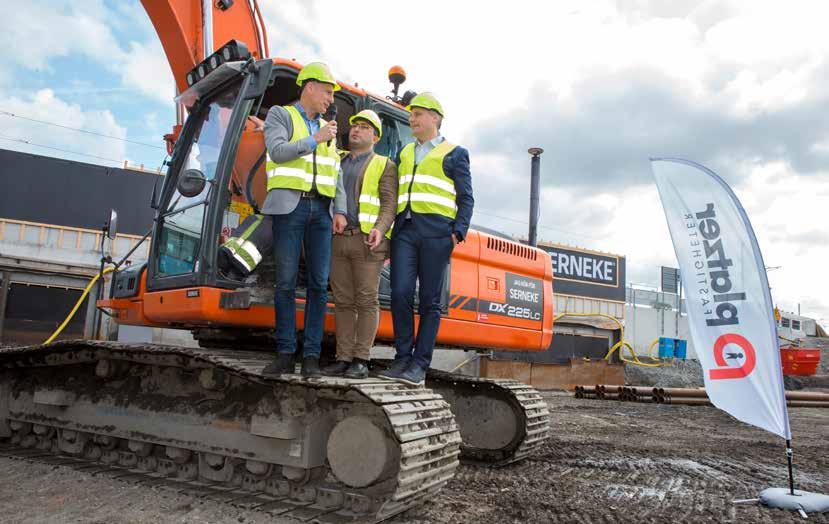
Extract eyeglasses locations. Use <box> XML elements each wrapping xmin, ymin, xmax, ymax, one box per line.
<box><xmin>351</xmin><ymin>122</ymin><xmax>374</xmax><ymax>132</ymax></box>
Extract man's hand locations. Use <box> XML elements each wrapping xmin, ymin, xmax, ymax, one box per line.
<box><xmin>247</xmin><ymin>116</ymin><xmax>265</xmax><ymax>132</ymax></box>
<box><xmin>366</xmin><ymin>228</ymin><xmax>383</xmax><ymax>250</ymax></box>
<box><xmin>452</xmin><ymin>233</ymin><xmax>461</xmax><ymax>246</ymax></box>
<box><xmin>314</xmin><ymin>121</ymin><xmax>338</xmax><ymax>143</ymax></box>
<box><xmin>333</xmin><ymin>213</ymin><xmax>347</xmax><ymax>234</ymax></box>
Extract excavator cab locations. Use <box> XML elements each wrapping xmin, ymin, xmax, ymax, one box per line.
<box><xmin>142</xmin><ymin>56</ymin><xmax>414</xmax><ymax>296</ymax></box>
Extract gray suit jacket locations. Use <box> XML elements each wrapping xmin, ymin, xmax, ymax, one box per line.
<box><xmin>261</xmin><ymin>104</ymin><xmax>346</xmax><ymax>216</ymax></box>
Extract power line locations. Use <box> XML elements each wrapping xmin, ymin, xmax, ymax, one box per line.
<box><xmin>0</xmin><ymin>109</ymin><xmax>164</xmax><ymax>149</ymax></box>
<box><xmin>474</xmin><ymin>207</ymin><xmax>604</xmax><ymax>241</ymax></box>
<box><xmin>0</xmin><ymin>134</ymin><xmax>127</xmax><ymax>165</ymax></box>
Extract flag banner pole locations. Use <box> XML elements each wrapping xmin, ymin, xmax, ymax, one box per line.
<box><xmin>650</xmin><ymin>157</ymin><xmax>829</xmax><ymax>517</ymax></box>
<box><xmin>785</xmin><ymin>439</ymin><xmax>794</xmax><ymax>496</ymax></box>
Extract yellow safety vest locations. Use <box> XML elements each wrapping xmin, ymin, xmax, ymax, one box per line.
<box><xmin>397</xmin><ymin>140</ymin><xmax>458</xmax><ymax>219</ymax></box>
<box><xmin>357</xmin><ymin>154</ymin><xmax>391</xmax><ymax>237</ymax></box>
<box><xmin>265</xmin><ymin>105</ymin><xmax>340</xmax><ymax>197</ymax></box>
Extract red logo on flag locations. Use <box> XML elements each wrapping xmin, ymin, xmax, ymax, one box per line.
<box><xmin>709</xmin><ymin>333</ymin><xmax>757</xmax><ymax>380</ymax></box>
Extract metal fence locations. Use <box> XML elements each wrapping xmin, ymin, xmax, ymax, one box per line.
<box><xmin>0</xmin><ymin>218</ymin><xmax>150</xmax><ymax>263</ymax></box>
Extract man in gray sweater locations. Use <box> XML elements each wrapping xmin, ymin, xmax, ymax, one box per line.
<box><xmin>260</xmin><ymin>62</ymin><xmax>347</xmax><ymax>378</ymax></box>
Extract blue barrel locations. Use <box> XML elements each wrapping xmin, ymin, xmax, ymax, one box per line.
<box><xmin>658</xmin><ymin>337</ymin><xmax>675</xmax><ymax>358</ymax></box>
<box><xmin>674</xmin><ymin>339</ymin><xmax>687</xmax><ymax>359</ymax></box>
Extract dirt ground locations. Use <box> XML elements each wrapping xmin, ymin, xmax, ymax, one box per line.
<box><xmin>1</xmin><ymin>392</ymin><xmax>827</xmax><ymax>524</ymax></box>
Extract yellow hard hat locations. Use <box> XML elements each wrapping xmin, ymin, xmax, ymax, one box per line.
<box><xmin>349</xmin><ymin>109</ymin><xmax>383</xmax><ymax>138</ymax></box>
<box><xmin>296</xmin><ymin>62</ymin><xmax>340</xmax><ymax>91</ymax></box>
<box><xmin>407</xmin><ymin>92</ymin><xmax>444</xmax><ymax>117</ymax></box>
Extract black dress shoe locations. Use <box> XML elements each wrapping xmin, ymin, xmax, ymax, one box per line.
<box><xmin>301</xmin><ymin>357</ymin><xmax>322</xmax><ymax>378</ymax></box>
<box><xmin>322</xmin><ymin>360</ymin><xmax>349</xmax><ymax>376</ymax></box>
<box><xmin>262</xmin><ymin>354</ymin><xmax>294</xmax><ymax>375</ymax></box>
<box><xmin>377</xmin><ymin>357</ymin><xmax>410</xmax><ymax>380</ymax></box>
<box><xmin>343</xmin><ymin>359</ymin><xmax>369</xmax><ymax>379</ymax></box>
<box><xmin>395</xmin><ymin>362</ymin><xmax>426</xmax><ymax>386</ymax></box>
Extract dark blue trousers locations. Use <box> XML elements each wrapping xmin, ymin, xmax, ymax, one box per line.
<box><xmin>271</xmin><ymin>197</ymin><xmax>332</xmax><ymax>358</ymax></box>
<box><xmin>390</xmin><ymin>220</ymin><xmax>454</xmax><ymax>370</ymax></box>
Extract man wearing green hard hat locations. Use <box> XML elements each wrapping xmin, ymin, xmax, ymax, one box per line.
<box><xmin>378</xmin><ymin>92</ymin><xmax>475</xmax><ymax>386</ymax></box>
<box><xmin>261</xmin><ymin>61</ymin><xmax>347</xmax><ymax>378</ymax></box>
<box><xmin>322</xmin><ymin>109</ymin><xmax>398</xmax><ymax>379</ymax></box>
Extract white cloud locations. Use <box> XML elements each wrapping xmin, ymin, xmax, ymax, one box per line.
<box><xmin>0</xmin><ymin>89</ymin><xmax>127</xmax><ymax>166</ymax></box>
<box><xmin>119</xmin><ymin>39</ymin><xmax>175</xmax><ymax>104</ymax></box>
<box><xmin>0</xmin><ymin>1</ymin><xmax>172</xmax><ymax>104</ymax></box>
<box><xmin>3</xmin><ymin>0</ymin><xmax>829</xmax><ymax>323</ymax></box>
<box><xmin>1</xmin><ymin>1</ymin><xmax>125</xmax><ymax>76</ymax></box>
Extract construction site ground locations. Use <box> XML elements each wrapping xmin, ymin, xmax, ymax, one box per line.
<box><xmin>1</xmin><ymin>387</ymin><xmax>827</xmax><ymax>523</ymax></box>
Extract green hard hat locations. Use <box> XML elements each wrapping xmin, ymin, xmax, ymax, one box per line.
<box><xmin>296</xmin><ymin>62</ymin><xmax>340</xmax><ymax>91</ymax></box>
<box><xmin>407</xmin><ymin>92</ymin><xmax>444</xmax><ymax>117</ymax></box>
<box><xmin>349</xmin><ymin>109</ymin><xmax>383</xmax><ymax>138</ymax></box>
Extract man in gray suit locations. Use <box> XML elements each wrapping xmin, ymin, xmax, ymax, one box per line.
<box><xmin>260</xmin><ymin>62</ymin><xmax>346</xmax><ymax>377</ymax></box>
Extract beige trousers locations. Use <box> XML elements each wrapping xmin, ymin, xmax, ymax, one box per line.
<box><xmin>330</xmin><ymin>231</ymin><xmax>388</xmax><ymax>361</ymax></box>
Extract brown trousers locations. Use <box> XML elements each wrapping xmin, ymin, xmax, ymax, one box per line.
<box><xmin>330</xmin><ymin>231</ymin><xmax>389</xmax><ymax>361</ymax></box>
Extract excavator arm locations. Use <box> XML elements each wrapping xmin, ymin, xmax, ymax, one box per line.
<box><xmin>141</xmin><ymin>0</ymin><xmax>268</xmax><ymax>94</ymax></box>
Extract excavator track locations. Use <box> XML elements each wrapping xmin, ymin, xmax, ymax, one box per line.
<box><xmin>425</xmin><ymin>369</ymin><xmax>550</xmax><ymax>466</ymax></box>
<box><xmin>372</xmin><ymin>360</ymin><xmax>551</xmax><ymax>466</ymax></box>
<box><xmin>0</xmin><ymin>341</ymin><xmax>461</xmax><ymax>523</ymax></box>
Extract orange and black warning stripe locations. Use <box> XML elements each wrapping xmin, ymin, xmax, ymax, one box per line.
<box><xmin>449</xmin><ymin>294</ymin><xmax>479</xmax><ymax>311</ymax></box>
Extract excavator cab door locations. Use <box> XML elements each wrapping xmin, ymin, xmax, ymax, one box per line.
<box><xmin>145</xmin><ymin>61</ymin><xmax>267</xmax><ymax>292</ymax></box>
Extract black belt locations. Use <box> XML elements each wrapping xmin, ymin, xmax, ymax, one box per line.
<box><xmin>340</xmin><ymin>228</ymin><xmax>361</xmax><ymax>236</ymax></box>
<box><xmin>300</xmin><ymin>191</ymin><xmax>324</xmax><ymax>199</ymax></box>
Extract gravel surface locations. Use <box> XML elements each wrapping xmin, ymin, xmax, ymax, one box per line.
<box><xmin>2</xmin><ymin>393</ymin><xmax>827</xmax><ymax>524</ymax></box>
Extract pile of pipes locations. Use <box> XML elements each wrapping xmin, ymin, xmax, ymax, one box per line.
<box><xmin>574</xmin><ymin>385</ymin><xmax>829</xmax><ymax>408</ymax></box>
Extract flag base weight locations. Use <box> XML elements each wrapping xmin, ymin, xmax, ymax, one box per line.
<box><xmin>759</xmin><ymin>487</ymin><xmax>829</xmax><ymax>517</ymax></box>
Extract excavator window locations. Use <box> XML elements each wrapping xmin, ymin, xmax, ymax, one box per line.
<box><xmin>374</xmin><ymin>112</ymin><xmax>414</xmax><ymax>160</ymax></box>
<box><xmin>157</xmin><ymin>83</ymin><xmax>243</xmax><ymax>278</ymax></box>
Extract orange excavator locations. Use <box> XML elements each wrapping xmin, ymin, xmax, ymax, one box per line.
<box><xmin>0</xmin><ymin>2</ymin><xmax>553</xmax><ymax>521</ymax></box>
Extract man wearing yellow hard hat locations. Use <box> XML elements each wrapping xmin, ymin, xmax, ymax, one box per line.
<box><xmin>260</xmin><ymin>61</ymin><xmax>347</xmax><ymax>378</ymax></box>
<box><xmin>322</xmin><ymin>109</ymin><xmax>398</xmax><ymax>379</ymax></box>
<box><xmin>378</xmin><ymin>92</ymin><xmax>474</xmax><ymax>386</ymax></box>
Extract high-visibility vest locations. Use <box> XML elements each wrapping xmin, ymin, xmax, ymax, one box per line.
<box><xmin>357</xmin><ymin>154</ymin><xmax>391</xmax><ymax>237</ymax></box>
<box><xmin>397</xmin><ymin>140</ymin><xmax>458</xmax><ymax>219</ymax></box>
<box><xmin>265</xmin><ymin>105</ymin><xmax>340</xmax><ymax>197</ymax></box>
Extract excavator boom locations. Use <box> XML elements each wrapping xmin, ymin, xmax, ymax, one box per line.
<box><xmin>142</xmin><ymin>0</ymin><xmax>268</xmax><ymax>93</ymax></box>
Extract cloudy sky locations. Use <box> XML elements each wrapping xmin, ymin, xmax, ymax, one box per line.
<box><xmin>2</xmin><ymin>0</ymin><xmax>828</xmax><ymax>325</ymax></box>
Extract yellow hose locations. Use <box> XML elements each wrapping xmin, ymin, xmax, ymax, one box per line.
<box><xmin>554</xmin><ymin>311</ymin><xmax>669</xmax><ymax>368</ymax></box>
<box><xmin>646</xmin><ymin>338</ymin><xmax>660</xmax><ymax>359</ymax></box>
<box><xmin>44</xmin><ymin>266</ymin><xmax>116</xmax><ymax>344</ymax></box>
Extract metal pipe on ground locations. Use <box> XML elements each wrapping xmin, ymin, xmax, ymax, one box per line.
<box><xmin>629</xmin><ymin>386</ymin><xmax>655</xmax><ymax>396</ymax></box>
<box><xmin>654</xmin><ymin>387</ymin><xmax>709</xmax><ymax>399</ymax></box>
<box><xmin>787</xmin><ymin>401</ymin><xmax>829</xmax><ymax>408</ymax></box>
<box><xmin>785</xmin><ymin>391</ymin><xmax>829</xmax><ymax>402</ymax></box>
<box><xmin>654</xmin><ymin>388</ymin><xmax>829</xmax><ymax>403</ymax></box>
<box><xmin>664</xmin><ymin>396</ymin><xmax>711</xmax><ymax>406</ymax></box>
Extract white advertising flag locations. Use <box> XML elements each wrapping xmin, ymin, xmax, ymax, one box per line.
<box><xmin>651</xmin><ymin>158</ymin><xmax>790</xmax><ymax>439</ymax></box>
